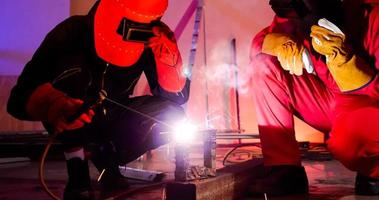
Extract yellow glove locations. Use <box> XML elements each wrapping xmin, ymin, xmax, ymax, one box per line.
<box><xmin>310</xmin><ymin>25</ymin><xmax>375</xmax><ymax>92</ymax></box>
<box><xmin>262</xmin><ymin>33</ymin><xmax>305</xmax><ymax>76</ymax></box>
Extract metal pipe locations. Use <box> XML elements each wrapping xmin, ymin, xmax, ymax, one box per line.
<box><xmin>204</xmin><ymin>129</ymin><xmax>216</xmax><ymax>171</ymax></box>
<box><xmin>231</xmin><ymin>38</ymin><xmax>242</xmax><ymax>144</ymax></box>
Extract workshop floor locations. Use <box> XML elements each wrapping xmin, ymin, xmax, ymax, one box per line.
<box><xmin>0</xmin><ymin>145</ymin><xmax>376</xmax><ymax>200</ymax></box>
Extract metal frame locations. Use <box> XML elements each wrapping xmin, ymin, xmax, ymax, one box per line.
<box><xmin>174</xmin><ymin>129</ymin><xmax>259</xmax><ymax>181</ymax></box>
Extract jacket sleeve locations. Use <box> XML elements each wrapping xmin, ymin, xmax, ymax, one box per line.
<box><xmin>142</xmin><ymin>49</ymin><xmax>190</xmax><ymax>105</ymax></box>
<box><xmin>7</xmin><ymin>16</ymin><xmax>85</xmax><ymax>120</ymax></box>
<box><xmin>336</xmin><ymin>5</ymin><xmax>379</xmax><ymax>98</ymax></box>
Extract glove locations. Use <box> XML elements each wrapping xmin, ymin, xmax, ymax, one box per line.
<box><xmin>26</xmin><ymin>83</ymin><xmax>95</xmax><ymax>134</ymax></box>
<box><xmin>310</xmin><ymin>25</ymin><xmax>375</xmax><ymax>92</ymax></box>
<box><xmin>262</xmin><ymin>33</ymin><xmax>305</xmax><ymax>76</ymax></box>
<box><xmin>148</xmin><ymin>23</ymin><xmax>186</xmax><ymax>92</ymax></box>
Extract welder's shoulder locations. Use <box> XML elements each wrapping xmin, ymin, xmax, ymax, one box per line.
<box><xmin>250</xmin><ymin>27</ymin><xmax>270</xmax><ymax>58</ymax></box>
<box><xmin>368</xmin><ymin>5</ymin><xmax>379</xmax><ymax>22</ymax></box>
<box><xmin>39</xmin><ymin>15</ymin><xmax>90</xmax><ymax>48</ymax></box>
<box><xmin>48</xmin><ymin>16</ymin><xmax>89</xmax><ymax>36</ymax></box>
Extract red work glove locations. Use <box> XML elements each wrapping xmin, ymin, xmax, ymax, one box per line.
<box><xmin>26</xmin><ymin>83</ymin><xmax>95</xmax><ymax>134</ymax></box>
<box><xmin>149</xmin><ymin>23</ymin><xmax>186</xmax><ymax>92</ymax></box>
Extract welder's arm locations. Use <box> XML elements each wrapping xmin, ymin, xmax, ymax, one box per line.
<box><xmin>262</xmin><ymin>33</ymin><xmax>305</xmax><ymax>76</ymax></box>
<box><xmin>145</xmin><ymin>23</ymin><xmax>190</xmax><ymax>105</ymax></box>
<box><xmin>7</xmin><ymin>16</ymin><xmax>94</xmax><ymax>132</ymax></box>
<box><xmin>25</xmin><ymin>83</ymin><xmax>94</xmax><ymax>133</ymax></box>
<box><xmin>311</xmin><ymin>25</ymin><xmax>376</xmax><ymax>92</ymax></box>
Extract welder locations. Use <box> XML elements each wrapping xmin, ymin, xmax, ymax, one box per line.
<box><xmin>250</xmin><ymin>0</ymin><xmax>379</xmax><ymax>196</ymax></box>
<box><xmin>7</xmin><ymin>0</ymin><xmax>190</xmax><ymax>199</ymax></box>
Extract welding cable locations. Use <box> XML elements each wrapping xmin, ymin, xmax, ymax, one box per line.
<box><xmin>39</xmin><ymin>133</ymin><xmax>61</xmax><ymax>200</ymax></box>
<box><xmin>38</xmin><ymin>95</ymin><xmax>179</xmax><ymax>200</ymax></box>
<box><xmin>222</xmin><ymin>144</ymin><xmax>262</xmax><ymax>166</ymax></box>
<box><xmin>39</xmin><ymin>136</ymin><xmax>169</xmax><ymax>200</ymax></box>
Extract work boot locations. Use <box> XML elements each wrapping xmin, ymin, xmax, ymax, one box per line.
<box><xmin>98</xmin><ymin>164</ymin><xmax>130</xmax><ymax>199</ymax></box>
<box><xmin>63</xmin><ymin>158</ymin><xmax>93</xmax><ymax>200</ymax></box>
<box><xmin>355</xmin><ymin>173</ymin><xmax>379</xmax><ymax>195</ymax></box>
<box><xmin>99</xmin><ymin>164</ymin><xmax>129</xmax><ymax>190</ymax></box>
<box><xmin>249</xmin><ymin>165</ymin><xmax>309</xmax><ymax>196</ymax></box>
<box><xmin>90</xmin><ymin>144</ymin><xmax>129</xmax><ymax>198</ymax></box>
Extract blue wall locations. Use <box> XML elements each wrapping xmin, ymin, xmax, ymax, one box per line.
<box><xmin>0</xmin><ymin>0</ymin><xmax>69</xmax><ymax>75</ymax></box>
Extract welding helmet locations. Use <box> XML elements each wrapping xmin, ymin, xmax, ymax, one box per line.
<box><xmin>94</xmin><ymin>0</ymin><xmax>168</xmax><ymax>67</ymax></box>
<box><xmin>269</xmin><ymin>0</ymin><xmax>343</xmax><ymax>26</ymax></box>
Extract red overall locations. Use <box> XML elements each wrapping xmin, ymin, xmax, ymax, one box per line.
<box><xmin>250</xmin><ymin>4</ymin><xmax>379</xmax><ymax>178</ymax></box>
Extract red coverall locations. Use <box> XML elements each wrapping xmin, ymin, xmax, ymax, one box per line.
<box><xmin>250</xmin><ymin>3</ymin><xmax>379</xmax><ymax>178</ymax></box>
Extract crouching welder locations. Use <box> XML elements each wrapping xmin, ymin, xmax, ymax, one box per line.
<box><xmin>250</xmin><ymin>0</ymin><xmax>379</xmax><ymax>196</ymax></box>
<box><xmin>7</xmin><ymin>0</ymin><xmax>190</xmax><ymax>199</ymax></box>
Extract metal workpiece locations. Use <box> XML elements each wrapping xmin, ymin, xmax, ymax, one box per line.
<box><xmin>215</xmin><ymin>133</ymin><xmax>259</xmax><ymax>140</ymax></box>
<box><xmin>203</xmin><ymin>129</ymin><xmax>217</xmax><ymax>173</ymax></box>
<box><xmin>166</xmin><ymin>159</ymin><xmax>264</xmax><ymax>200</ymax></box>
<box><xmin>174</xmin><ymin>144</ymin><xmax>191</xmax><ymax>182</ymax></box>
<box><xmin>174</xmin><ymin>142</ymin><xmax>215</xmax><ymax>181</ymax></box>
<box><xmin>173</xmin><ymin>129</ymin><xmax>260</xmax><ymax>182</ymax></box>
<box><xmin>174</xmin><ymin>129</ymin><xmax>219</xmax><ymax>182</ymax></box>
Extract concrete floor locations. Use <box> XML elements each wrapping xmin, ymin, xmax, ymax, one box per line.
<box><xmin>0</xmin><ymin>145</ymin><xmax>377</xmax><ymax>200</ymax></box>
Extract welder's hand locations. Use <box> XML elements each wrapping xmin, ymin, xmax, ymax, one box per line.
<box><xmin>148</xmin><ymin>23</ymin><xmax>186</xmax><ymax>93</ymax></box>
<box><xmin>311</xmin><ymin>25</ymin><xmax>375</xmax><ymax>91</ymax></box>
<box><xmin>149</xmin><ymin>24</ymin><xmax>179</xmax><ymax>67</ymax></box>
<box><xmin>310</xmin><ymin>25</ymin><xmax>351</xmax><ymax>66</ymax></box>
<box><xmin>26</xmin><ymin>83</ymin><xmax>95</xmax><ymax>134</ymax></box>
<box><xmin>47</xmin><ymin>96</ymin><xmax>95</xmax><ymax>134</ymax></box>
<box><xmin>262</xmin><ymin>33</ymin><xmax>305</xmax><ymax>76</ymax></box>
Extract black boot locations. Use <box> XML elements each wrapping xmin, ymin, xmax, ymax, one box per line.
<box><xmin>355</xmin><ymin>173</ymin><xmax>379</xmax><ymax>196</ymax></box>
<box><xmin>63</xmin><ymin>158</ymin><xmax>93</xmax><ymax>200</ymax></box>
<box><xmin>98</xmin><ymin>163</ymin><xmax>129</xmax><ymax>190</ymax></box>
<box><xmin>90</xmin><ymin>143</ymin><xmax>129</xmax><ymax>198</ymax></box>
<box><xmin>249</xmin><ymin>165</ymin><xmax>309</xmax><ymax>196</ymax></box>
<box><xmin>95</xmin><ymin>160</ymin><xmax>129</xmax><ymax>199</ymax></box>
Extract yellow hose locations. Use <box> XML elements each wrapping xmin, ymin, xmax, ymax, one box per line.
<box><xmin>39</xmin><ymin>135</ymin><xmax>61</xmax><ymax>200</ymax></box>
<box><xmin>38</xmin><ymin>132</ymin><xmax>167</xmax><ymax>200</ymax></box>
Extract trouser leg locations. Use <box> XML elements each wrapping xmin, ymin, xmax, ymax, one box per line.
<box><xmin>54</xmin><ymin>128</ymin><xmax>93</xmax><ymax>200</ymax></box>
<box><xmin>328</xmin><ymin>94</ymin><xmax>379</xmax><ymax>178</ymax></box>
<box><xmin>251</xmin><ymin>56</ymin><xmax>334</xmax><ymax>166</ymax></box>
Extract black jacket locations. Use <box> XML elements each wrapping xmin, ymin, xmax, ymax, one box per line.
<box><xmin>7</xmin><ymin>5</ymin><xmax>190</xmax><ymax>121</ymax></box>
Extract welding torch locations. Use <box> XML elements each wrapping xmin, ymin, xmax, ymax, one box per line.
<box><xmin>66</xmin><ymin>89</ymin><xmax>107</xmax><ymax>123</ymax></box>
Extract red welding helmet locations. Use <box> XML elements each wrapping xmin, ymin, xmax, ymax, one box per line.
<box><xmin>269</xmin><ymin>0</ymin><xmax>343</xmax><ymax>26</ymax></box>
<box><xmin>94</xmin><ymin>0</ymin><xmax>168</xmax><ymax>67</ymax></box>
<box><xmin>363</xmin><ymin>0</ymin><xmax>379</xmax><ymax>3</ymax></box>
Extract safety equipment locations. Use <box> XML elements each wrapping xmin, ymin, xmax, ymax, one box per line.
<box><xmin>63</xmin><ymin>158</ymin><xmax>92</xmax><ymax>200</ymax></box>
<box><xmin>262</xmin><ymin>33</ymin><xmax>305</xmax><ymax>76</ymax></box>
<box><xmin>116</xmin><ymin>18</ymin><xmax>156</xmax><ymax>43</ymax></box>
<box><xmin>149</xmin><ymin>24</ymin><xmax>186</xmax><ymax>92</ymax></box>
<box><xmin>269</xmin><ymin>0</ymin><xmax>343</xmax><ymax>27</ymax></box>
<box><xmin>269</xmin><ymin>0</ymin><xmax>309</xmax><ymax>18</ymax></box>
<box><xmin>94</xmin><ymin>0</ymin><xmax>168</xmax><ymax>67</ymax></box>
<box><xmin>97</xmin><ymin>0</ymin><xmax>168</xmax><ymax>24</ymax></box>
<box><xmin>26</xmin><ymin>83</ymin><xmax>95</xmax><ymax>133</ymax></box>
<box><xmin>364</xmin><ymin>0</ymin><xmax>379</xmax><ymax>4</ymax></box>
<box><xmin>310</xmin><ymin>24</ymin><xmax>375</xmax><ymax>92</ymax></box>
<box><xmin>355</xmin><ymin>173</ymin><xmax>379</xmax><ymax>195</ymax></box>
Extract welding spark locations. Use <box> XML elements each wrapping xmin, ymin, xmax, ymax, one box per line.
<box><xmin>173</xmin><ymin>120</ymin><xmax>198</xmax><ymax>144</ymax></box>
